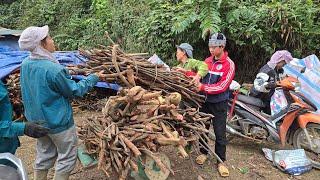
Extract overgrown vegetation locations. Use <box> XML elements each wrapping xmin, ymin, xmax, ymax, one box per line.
<box><xmin>1</xmin><ymin>0</ymin><xmax>319</xmax><ymax>82</ymax></box>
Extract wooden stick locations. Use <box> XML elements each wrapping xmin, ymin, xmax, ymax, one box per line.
<box><xmin>129</xmin><ymin>159</ymin><xmax>138</xmax><ymax>172</ymax></box>
<box><xmin>119</xmin><ymin>134</ymin><xmax>142</xmax><ymax>157</ymax></box>
<box><xmin>141</xmin><ymin>149</ymin><xmax>168</xmax><ymax>174</ymax></box>
<box><xmin>111</xmin><ymin>45</ymin><xmax>131</xmax><ymax>87</ymax></box>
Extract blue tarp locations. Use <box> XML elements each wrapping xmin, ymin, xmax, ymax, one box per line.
<box><xmin>0</xmin><ymin>50</ymin><xmax>120</xmax><ymax>91</ymax></box>
<box><xmin>0</xmin><ymin>39</ymin><xmax>20</xmax><ymax>51</ymax></box>
<box><xmin>284</xmin><ymin>54</ymin><xmax>320</xmax><ymax>112</ymax></box>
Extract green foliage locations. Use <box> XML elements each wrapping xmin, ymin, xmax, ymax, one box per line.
<box><xmin>1</xmin><ymin>0</ymin><xmax>320</xmax><ymax>82</ymax></box>
<box><xmin>171</xmin><ymin>0</ymin><xmax>222</xmax><ymax>39</ymax></box>
<box><xmin>198</xmin><ymin>0</ymin><xmax>222</xmax><ymax>39</ymax></box>
<box><xmin>134</xmin><ymin>1</ymin><xmax>177</xmax><ymax>64</ymax></box>
<box><xmin>0</xmin><ymin>1</ymin><xmax>22</xmax><ymax>27</ymax></box>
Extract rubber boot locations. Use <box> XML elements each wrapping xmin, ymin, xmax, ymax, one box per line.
<box><xmin>53</xmin><ymin>171</ymin><xmax>71</xmax><ymax>180</ymax></box>
<box><xmin>34</xmin><ymin>170</ymin><xmax>48</xmax><ymax>180</ymax></box>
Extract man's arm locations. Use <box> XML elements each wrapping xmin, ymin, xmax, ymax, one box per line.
<box><xmin>0</xmin><ymin>97</ymin><xmax>25</xmax><ymax>138</ymax></box>
<box><xmin>52</xmin><ymin>68</ymin><xmax>99</xmax><ymax>99</ymax></box>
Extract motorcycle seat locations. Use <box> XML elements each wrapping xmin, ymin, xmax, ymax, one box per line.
<box><xmin>237</xmin><ymin>94</ymin><xmax>266</xmax><ymax>108</ymax></box>
<box><xmin>269</xmin><ymin>107</ymin><xmax>289</xmax><ymax>121</ymax></box>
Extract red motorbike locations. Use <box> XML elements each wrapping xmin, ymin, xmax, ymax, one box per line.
<box><xmin>227</xmin><ymin>77</ymin><xmax>320</xmax><ymax>168</ymax></box>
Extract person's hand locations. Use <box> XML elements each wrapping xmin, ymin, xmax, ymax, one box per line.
<box><xmin>94</xmin><ymin>70</ymin><xmax>105</xmax><ymax>80</ymax></box>
<box><xmin>194</xmin><ymin>74</ymin><xmax>201</xmax><ymax>82</ymax></box>
<box><xmin>264</xmin><ymin>82</ymin><xmax>276</xmax><ymax>89</ymax></box>
<box><xmin>196</xmin><ymin>82</ymin><xmax>203</xmax><ymax>92</ymax></box>
<box><xmin>24</xmin><ymin>122</ymin><xmax>50</xmax><ymax>138</ymax></box>
<box><xmin>190</xmin><ymin>74</ymin><xmax>201</xmax><ymax>85</ymax></box>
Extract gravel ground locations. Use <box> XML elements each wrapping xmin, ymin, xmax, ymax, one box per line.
<box><xmin>16</xmin><ymin>111</ymin><xmax>320</xmax><ymax>180</ymax></box>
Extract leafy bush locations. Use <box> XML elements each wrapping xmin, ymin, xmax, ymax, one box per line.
<box><xmin>1</xmin><ymin>0</ymin><xmax>319</xmax><ymax>82</ymax></box>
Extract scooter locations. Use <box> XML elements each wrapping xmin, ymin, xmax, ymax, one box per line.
<box><xmin>227</xmin><ymin>76</ymin><xmax>320</xmax><ymax>168</ymax></box>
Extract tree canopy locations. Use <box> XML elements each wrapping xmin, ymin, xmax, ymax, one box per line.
<box><xmin>1</xmin><ymin>0</ymin><xmax>319</xmax><ymax>82</ymax></box>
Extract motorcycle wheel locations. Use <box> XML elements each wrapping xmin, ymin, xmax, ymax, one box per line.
<box><xmin>293</xmin><ymin>123</ymin><xmax>320</xmax><ymax>169</ymax></box>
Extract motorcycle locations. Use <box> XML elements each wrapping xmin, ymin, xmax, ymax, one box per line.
<box><xmin>227</xmin><ymin>76</ymin><xmax>320</xmax><ymax>169</ymax></box>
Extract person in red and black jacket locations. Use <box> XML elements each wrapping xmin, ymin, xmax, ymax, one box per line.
<box><xmin>197</xmin><ymin>33</ymin><xmax>235</xmax><ymax>176</ymax></box>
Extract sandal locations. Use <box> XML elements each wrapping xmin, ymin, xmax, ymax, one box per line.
<box><xmin>217</xmin><ymin>163</ymin><xmax>229</xmax><ymax>177</ymax></box>
<box><xmin>196</xmin><ymin>154</ymin><xmax>207</xmax><ymax>165</ymax></box>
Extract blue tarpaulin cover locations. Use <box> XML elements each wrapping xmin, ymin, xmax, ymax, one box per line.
<box><xmin>284</xmin><ymin>54</ymin><xmax>320</xmax><ymax>112</ymax></box>
<box><xmin>0</xmin><ymin>50</ymin><xmax>120</xmax><ymax>91</ymax></box>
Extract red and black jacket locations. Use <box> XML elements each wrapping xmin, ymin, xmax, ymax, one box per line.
<box><xmin>200</xmin><ymin>51</ymin><xmax>235</xmax><ymax>103</ymax></box>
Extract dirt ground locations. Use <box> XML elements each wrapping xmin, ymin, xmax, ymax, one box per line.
<box><xmin>16</xmin><ymin>111</ymin><xmax>320</xmax><ymax>180</ymax></box>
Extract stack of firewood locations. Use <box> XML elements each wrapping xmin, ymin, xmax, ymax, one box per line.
<box><xmin>71</xmin><ymin>88</ymin><xmax>112</xmax><ymax>112</ymax></box>
<box><xmin>5</xmin><ymin>44</ymin><xmax>205</xmax><ymax>116</ymax></box>
<box><xmin>5</xmin><ymin>72</ymin><xmax>24</xmax><ymax>120</ymax></box>
<box><xmin>77</xmin><ymin>45</ymin><xmax>204</xmax><ymax>108</ymax></box>
<box><xmin>78</xmin><ymin>86</ymin><xmax>212</xmax><ymax>179</ymax></box>
<box><xmin>5</xmin><ymin>72</ymin><xmax>108</xmax><ymax>116</ymax></box>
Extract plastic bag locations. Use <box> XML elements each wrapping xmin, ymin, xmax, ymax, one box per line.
<box><xmin>270</xmin><ymin>89</ymin><xmax>288</xmax><ymax>116</ymax></box>
<box><xmin>147</xmin><ymin>54</ymin><xmax>170</xmax><ymax>71</ymax></box>
<box><xmin>229</xmin><ymin>80</ymin><xmax>240</xmax><ymax>90</ymax></box>
<box><xmin>262</xmin><ymin>148</ymin><xmax>312</xmax><ymax>175</ymax></box>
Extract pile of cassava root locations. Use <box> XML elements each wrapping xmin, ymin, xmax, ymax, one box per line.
<box><xmin>78</xmin><ymin>86</ymin><xmax>212</xmax><ymax>179</ymax></box>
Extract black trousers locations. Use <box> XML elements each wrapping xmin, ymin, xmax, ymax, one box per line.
<box><xmin>200</xmin><ymin>100</ymin><xmax>228</xmax><ymax>162</ymax></box>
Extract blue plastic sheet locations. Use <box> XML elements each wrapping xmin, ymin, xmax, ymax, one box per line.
<box><xmin>283</xmin><ymin>55</ymin><xmax>320</xmax><ymax>112</ymax></box>
<box><xmin>0</xmin><ymin>50</ymin><xmax>120</xmax><ymax>91</ymax></box>
<box><xmin>0</xmin><ymin>39</ymin><xmax>20</xmax><ymax>51</ymax></box>
<box><xmin>72</xmin><ymin>75</ymin><xmax>120</xmax><ymax>90</ymax></box>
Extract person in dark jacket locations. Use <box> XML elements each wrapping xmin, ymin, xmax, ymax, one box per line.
<box><xmin>197</xmin><ymin>33</ymin><xmax>235</xmax><ymax>176</ymax></box>
<box><xmin>250</xmin><ymin>50</ymin><xmax>293</xmax><ymax>114</ymax></box>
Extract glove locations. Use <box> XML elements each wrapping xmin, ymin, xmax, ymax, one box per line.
<box><xmin>265</xmin><ymin>82</ymin><xmax>276</xmax><ymax>89</ymax></box>
<box><xmin>24</xmin><ymin>122</ymin><xmax>50</xmax><ymax>138</ymax></box>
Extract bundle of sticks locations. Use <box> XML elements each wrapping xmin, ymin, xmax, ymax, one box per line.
<box><xmin>5</xmin><ymin>72</ymin><xmax>24</xmax><ymax>120</ymax></box>
<box><xmin>71</xmin><ymin>92</ymin><xmax>106</xmax><ymax>112</ymax></box>
<box><xmin>5</xmin><ymin>72</ymin><xmax>108</xmax><ymax>116</ymax></box>
<box><xmin>78</xmin><ymin>86</ymin><xmax>213</xmax><ymax>179</ymax></box>
<box><xmin>71</xmin><ymin>87</ymin><xmax>112</xmax><ymax>112</ymax></box>
<box><xmin>76</xmin><ymin>44</ymin><xmax>205</xmax><ymax>107</ymax></box>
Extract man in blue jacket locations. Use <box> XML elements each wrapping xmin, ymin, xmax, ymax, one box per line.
<box><xmin>19</xmin><ymin>25</ymin><xmax>102</xmax><ymax>180</ymax></box>
<box><xmin>0</xmin><ymin>81</ymin><xmax>48</xmax><ymax>165</ymax></box>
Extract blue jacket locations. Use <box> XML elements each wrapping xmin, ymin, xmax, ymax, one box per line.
<box><xmin>20</xmin><ymin>59</ymin><xmax>99</xmax><ymax>134</ymax></box>
<box><xmin>0</xmin><ymin>81</ymin><xmax>25</xmax><ymax>156</ymax></box>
